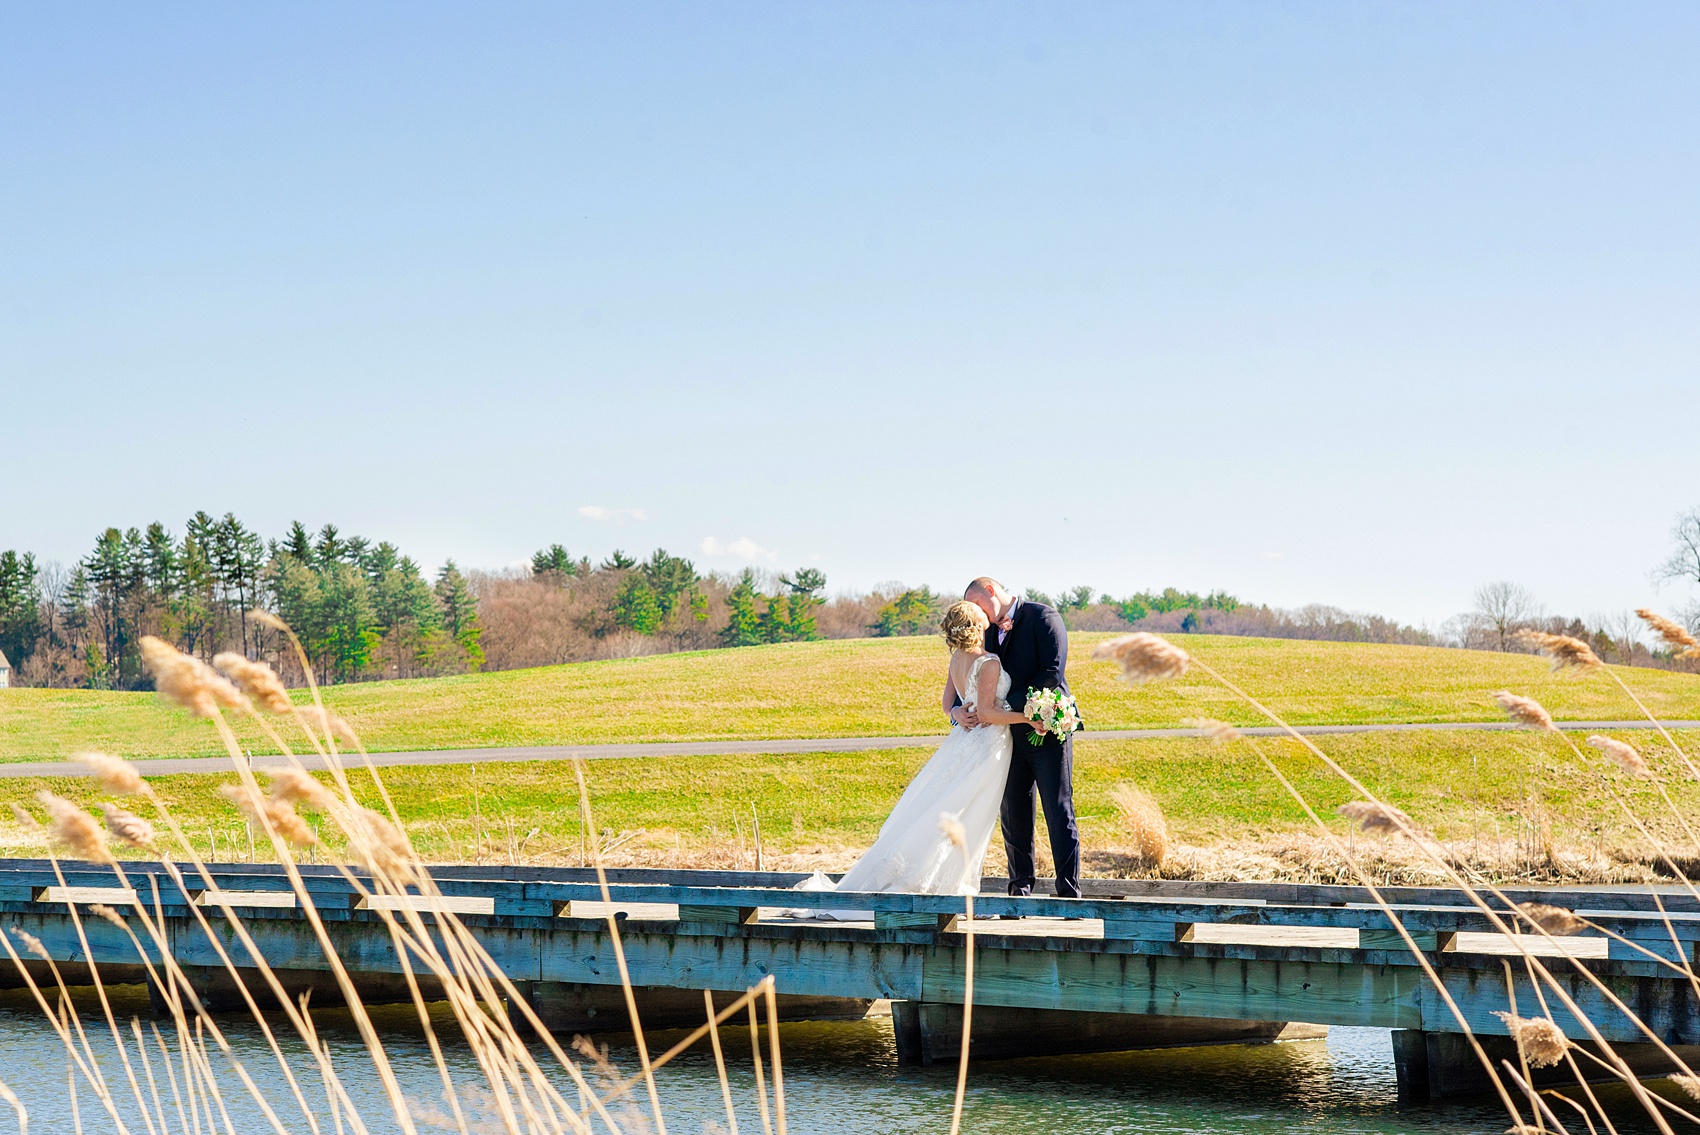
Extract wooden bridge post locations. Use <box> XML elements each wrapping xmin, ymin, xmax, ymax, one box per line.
<box><xmin>1390</xmin><ymin>1030</ymin><xmax>1430</xmax><ymax>1104</ymax></box>
<box><xmin>891</xmin><ymin>1000</ymin><xmax>924</xmax><ymax>1066</ymax></box>
<box><xmin>891</xmin><ymin>1002</ymin><xmax>1324</xmax><ymax>1066</ymax></box>
<box><xmin>146</xmin><ymin>970</ymin><xmax>172</xmax><ymax>1020</ymax></box>
<box><xmin>1395</xmin><ymin>1029</ymin><xmax>1700</xmax><ymax>1101</ymax></box>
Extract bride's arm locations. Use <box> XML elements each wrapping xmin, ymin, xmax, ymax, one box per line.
<box><xmin>941</xmin><ymin>672</ymin><xmax>962</xmax><ymax>725</ymax></box>
<box><xmin>973</xmin><ymin>658</ymin><xmax>1029</xmax><ymax>726</ymax></box>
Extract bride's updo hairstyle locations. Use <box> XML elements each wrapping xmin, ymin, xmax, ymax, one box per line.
<box><xmin>941</xmin><ymin>600</ymin><xmax>989</xmax><ymax>652</ymax></box>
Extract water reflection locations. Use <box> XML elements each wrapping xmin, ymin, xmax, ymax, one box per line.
<box><xmin>0</xmin><ymin>985</ymin><xmax>1683</xmax><ymax>1134</ymax></box>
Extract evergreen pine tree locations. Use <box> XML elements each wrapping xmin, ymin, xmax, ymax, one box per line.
<box><xmin>0</xmin><ymin>550</ymin><xmax>42</xmax><ymax>671</ymax></box>
<box><xmin>780</xmin><ymin>568</ymin><xmax>825</xmax><ymax>642</ymax></box>
<box><xmin>434</xmin><ymin>561</ymin><xmax>484</xmax><ymax>671</ymax></box>
<box><xmin>719</xmin><ymin>571</ymin><xmax>762</xmax><ymax>647</ymax></box>
<box><xmin>280</xmin><ymin>521</ymin><xmax>314</xmax><ymax>564</ymax></box>
<box><xmin>530</xmin><ymin>544</ymin><xmax>577</xmax><ymax>579</ymax></box>
<box><xmin>757</xmin><ymin>591</ymin><xmax>790</xmax><ymax>644</ymax></box>
<box><xmin>613</xmin><ymin>577</ymin><xmax>662</xmax><ymax>635</ymax></box>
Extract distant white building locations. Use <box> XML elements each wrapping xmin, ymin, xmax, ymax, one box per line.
<box><xmin>0</xmin><ymin>649</ymin><xmax>9</xmax><ymax>688</ymax></box>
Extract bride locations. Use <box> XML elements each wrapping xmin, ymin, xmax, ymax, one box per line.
<box><xmin>805</xmin><ymin>600</ymin><xmax>1031</xmax><ymax>901</ymax></box>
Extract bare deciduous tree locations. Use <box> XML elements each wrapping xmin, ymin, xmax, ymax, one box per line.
<box><xmin>1473</xmin><ymin>581</ymin><xmax>1541</xmax><ymax>652</ymax></box>
<box><xmin>1655</xmin><ymin>508</ymin><xmax>1700</xmax><ymax>588</ymax></box>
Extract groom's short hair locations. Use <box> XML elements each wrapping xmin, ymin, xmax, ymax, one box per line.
<box><xmin>966</xmin><ymin>576</ymin><xmax>1004</xmax><ymax>598</ymax></box>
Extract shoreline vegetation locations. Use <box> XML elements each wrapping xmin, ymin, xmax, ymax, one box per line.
<box><xmin>3</xmin><ymin>633</ymin><xmax>1700</xmax><ymax>761</ymax></box>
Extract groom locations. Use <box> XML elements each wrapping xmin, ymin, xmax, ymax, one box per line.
<box><xmin>958</xmin><ymin>576</ymin><xmax>1081</xmax><ymax>899</ymax></box>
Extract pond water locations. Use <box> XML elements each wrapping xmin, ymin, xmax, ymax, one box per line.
<box><xmin>0</xmin><ymin>987</ymin><xmax>1683</xmax><ymax>1134</ymax></box>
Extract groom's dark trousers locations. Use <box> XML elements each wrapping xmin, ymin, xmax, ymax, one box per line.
<box><xmin>990</xmin><ymin>600</ymin><xmax>1082</xmax><ymax>899</ymax></box>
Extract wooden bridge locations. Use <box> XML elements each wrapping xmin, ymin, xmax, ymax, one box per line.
<box><xmin>7</xmin><ymin>857</ymin><xmax>1700</xmax><ymax>1102</ymax></box>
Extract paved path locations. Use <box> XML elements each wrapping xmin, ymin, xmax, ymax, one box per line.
<box><xmin>2</xmin><ymin>719</ymin><xmax>1696</xmax><ymax>780</ymax></box>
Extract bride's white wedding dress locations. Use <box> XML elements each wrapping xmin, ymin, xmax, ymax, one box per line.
<box><xmin>806</xmin><ymin>654</ymin><xmax>1014</xmax><ymax>903</ymax></box>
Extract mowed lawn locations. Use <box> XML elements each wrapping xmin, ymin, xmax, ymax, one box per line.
<box><xmin>2</xmin><ymin>727</ymin><xmax>1693</xmax><ymax>864</ymax></box>
<box><xmin>2</xmin><ymin>634</ymin><xmax>1699</xmax><ymax>763</ymax></box>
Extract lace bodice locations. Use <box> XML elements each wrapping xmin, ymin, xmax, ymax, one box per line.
<box><xmin>960</xmin><ymin>653</ymin><xmax>1012</xmax><ymax>713</ymax></box>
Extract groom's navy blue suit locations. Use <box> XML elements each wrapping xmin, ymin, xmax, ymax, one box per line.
<box><xmin>989</xmin><ymin>599</ymin><xmax>1082</xmax><ymax>899</ymax></box>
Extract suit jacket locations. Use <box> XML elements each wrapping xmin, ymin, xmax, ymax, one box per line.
<box><xmin>988</xmin><ymin>600</ymin><xmax>1074</xmax><ymax>747</ymax></box>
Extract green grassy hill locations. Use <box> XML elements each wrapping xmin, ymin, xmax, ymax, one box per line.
<box><xmin>2</xmin><ymin>633</ymin><xmax>1697</xmax><ymax>762</ymax></box>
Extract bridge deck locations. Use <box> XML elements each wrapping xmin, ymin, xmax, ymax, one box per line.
<box><xmin>2</xmin><ymin>859</ymin><xmax>1696</xmax><ymax>1051</ymax></box>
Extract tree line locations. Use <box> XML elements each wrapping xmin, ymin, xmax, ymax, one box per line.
<box><xmin>0</xmin><ymin>519</ymin><xmax>955</xmax><ymax>688</ymax></box>
<box><xmin>0</xmin><ymin>514</ymin><xmax>481</xmax><ymax>689</ymax></box>
<box><xmin>10</xmin><ymin>508</ymin><xmax>1694</xmax><ymax>690</ymax></box>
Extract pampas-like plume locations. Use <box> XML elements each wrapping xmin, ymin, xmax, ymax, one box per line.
<box><xmin>11</xmin><ymin>928</ymin><xmax>48</xmax><ymax>962</ymax></box>
<box><xmin>1092</xmin><ymin>633</ymin><xmax>1190</xmax><ymax>684</ymax></box>
<box><xmin>1638</xmin><ymin>608</ymin><xmax>1700</xmax><ymax>660</ymax></box>
<box><xmin>219</xmin><ymin>785</ymin><xmax>317</xmax><ymax>848</ymax></box>
<box><xmin>1515</xmin><ymin>901</ymin><xmax>1586</xmax><ymax>935</ymax></box>
<box><xmin>1109</xmin><ymin>784</ymin><xmax>1169</xmax><ymax>868</ymax></box>
<box><xmin>347</xmin><ymin>807</ymin><xmax>415</xmax><ymax>882</ymax></box>
<box><xmin>1337</xmin><ymin>800</ymin><xmax>1414</xmax><ymax>836</ymax></box>
<box><xmin>76</xmin><ymin>752</ymin><xmax>144</xmax><ymax>796</ymax></box>
<box><xmin>213</xmin><ymin>653</ymin><xmax>293</xmax><ymax>714</ymax></box>
<box><xmin>267</xmin><ymin>768</ymin><xmax>336</xmax><ymax>811</ymax></box>
<box><xmin>1493</xmin><ymin>690</ymin><xmax>1556</xmax><ymax>732</ymax></box>
<box><xmin>246</xmin><ymin>608</ymin><xmax>289</xmax><ymax>633</ymax></box>
<box><xmin>99</xmin><ymin>803</ymin><xmax>155</xmax><ymax>850</ymax></box>
<box><xmin>86</xmin><ymin>904</ymin><xmax>129</xmax><ymax>930</ymax></box>
<box><xmin>1670</xmin><ymin>1074</ymin><xmax>1700</xmax><ymax>1102</ymax></box>
<box><xmin>1514</xmin><ymin>630</ymin><xmax>1602</xmax><ymax>672</ymax></box>
<box><xmin>8</xmin><ymin>802</ymin><xmax>38</xmax><ymax>829</ymax></box>
<box><xmin>297</xmin><ymin>705</ymin><xmax>359</xmax><ymax>746</ymax></box>
<box><xmin>1492</xmin><ymin>1012</ymin><xmax>1569</xmax><ymax>1068</ymax></box>
<box><xmin>1184</xmin><ymin>718</ymin><xmax>1242</xmax><ymax>742</ymax></box>
<box><xmin>35</xmin><ymin>792</ymin><xmax>113</xmax><ymax>864</ymax></box>
<box><xmin>1587</xmin><ymin>734</ymin><xmax>1649</xmax><ymax>777</ymax></box>
<box><xmin>938</xmin><ymin>812</ymin><xmax>967</xmax><ymax>850</ymax></box>
<box><xmin>139</xmin><ymin>636</ymin><xmax>249</xmax><ymax>718</ymax></box>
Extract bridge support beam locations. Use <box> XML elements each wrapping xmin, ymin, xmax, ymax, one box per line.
<box><xmin>520</xmin><ymin>981</ymin><xmax>874</xmax><ymax>1036</ymax></box>
<box><xmin>891</xmin><ymin>1002</ymin><xmax>1326</xmax><ymax>1066</ymax></box>
<box><xmin>1393</xmin><ymin>1030</ymin><xmax>1700</xmax><ymax>1102</ymax></box>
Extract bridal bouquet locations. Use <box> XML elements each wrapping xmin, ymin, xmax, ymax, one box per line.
<box><xmin>1022</xmin><ymin>687</ymin><xmax>1082</xmax><ymax>746</ymax></box>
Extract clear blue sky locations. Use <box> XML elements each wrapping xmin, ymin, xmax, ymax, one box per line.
<box><xmin>4</xmin><ymin>3</ymin><xmax>1696</xmax><ymax>627</ymax></box>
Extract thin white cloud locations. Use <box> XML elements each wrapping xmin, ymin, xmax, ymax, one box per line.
<box><xmin>578</xmin><ymin>505</ymin><xmax>649</xmax><ymax>522</ymax></box>
<box><xmin>700</xmin><ymin>536</ymin><xmax>779</xmax><ymax>563</ymax></box>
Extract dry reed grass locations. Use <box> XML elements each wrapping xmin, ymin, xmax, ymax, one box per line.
<box><xmin>1515</xmin><ymin>630</ymin><xmax>1604</xmax><ymax>672</ymax></box>
<box><xmin>10</xmin><ymin>607</ymin><xmax>1700</xmax><ymax>1135</ymax></box>
<box><xmin>1336</xmin><ymin>800</ymin><xmax>1414</xmax><ymax>836</ymax></box>
<box><xmin>212</xmin><ymin>652</ymin><xmax>294</xmax><ymax>714</ymax></box>
<box><xmin>2</xmin><ymin>624</ymin><xmax>795</xmax><ymax>1135</ymax></box>
<box><xmin>1108</xmin><ymin>784</ymin><xmax>1168</xmax><ymax>868</ymax></box>
<box><xmin>1494</xmin><ymin>690</ymin><xmax>1557</xmax><ymax>731</ymax></box>
<box><xmin>1638</xmin><ymin>608</ymin><xmax>1700</xmax><ymax>660</ymax></box>
<box><xmin>1514</xmin><ymin>901</ymin><xmax>1587</xmax><ymax>935</ymax></box>
<box><xmin>1493</xmin><ymin>1012</ymin><xmax>1571</xmax><ymax>1068</ymax></box>
<box><xmin>1085</xmin><ymin>832</ymin><xmax>1659</xmax><ymax>886</ymax></box>
<box><xmin>1588</xmin><ymin>733</ymin><xmax>1650</xmax><ymax>777</ymax></box>
<box><xmin>1091</xmin><ymin>632</ymin><xmax>1190</xmax><ymax>683</ymax></box>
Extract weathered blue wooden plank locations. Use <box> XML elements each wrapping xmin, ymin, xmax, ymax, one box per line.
<box><xmin>1421</xmin><ymin>963</ymin><xmax>1700</xmax><ymax>1045</ymax></box>
<box><xmin>533</xmin><ymin>926</ymin><xmax>925</xmax><ymax>1000</ymax></box>
<box><xmin>920</xmin><ymin>944</ymin><xmax>1427</xmax><ymax>1029</ymax></box>
<box><xmin>4</xmin><ymin>910</ymin><xmax>165</xmax><ymax>966</ymax></box>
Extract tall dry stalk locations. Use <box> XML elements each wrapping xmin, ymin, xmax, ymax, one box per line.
<box><xmin>940</xmin><ymin>813</ymin><xmax>974</xmax><ymax>1135</ymax></box>
<box><xmin>1108</xmin><ymin>784</ymin><xmax>1168</xmax><ymax>869</ymax></box>
<box><xmin>4</xmin><ymin>615</ymin><xmax>796</xmax><ymax>1135</ymax></box>
<box><xmin>1106</xmin><ymin>642</ymin><xmax>1700</xmax><ymax>1133</ymax></box>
